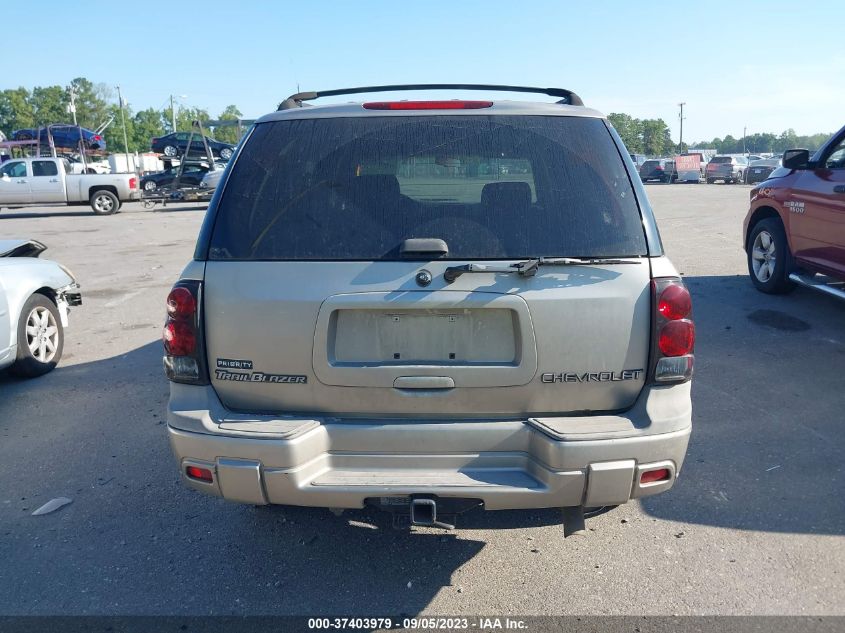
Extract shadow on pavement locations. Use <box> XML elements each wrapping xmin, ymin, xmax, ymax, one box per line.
<box><xmin>642</xmin><ymin>274</ymin><xmax>845</xmax><ymax>536</ymax></box>
<box><xmin>0</xmin><ymin>209</ymin><xmax>93</xmax><ymax>219</ymax></box>
<box><xmin>0</xmin><ymin>342</ymin><xmax>496</xmax><ymax>615</ymax></box>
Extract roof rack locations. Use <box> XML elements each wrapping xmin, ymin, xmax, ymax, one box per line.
<box><xmin>277</xmin><ymin>84</ymin><xmax>584</xmax><ymax>110</ymax></box>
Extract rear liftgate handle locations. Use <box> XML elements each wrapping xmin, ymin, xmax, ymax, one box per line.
<box><xmin>393</xmin><ymin>376</ymin><xmax>455</xmax><ymax>390</ymax></box>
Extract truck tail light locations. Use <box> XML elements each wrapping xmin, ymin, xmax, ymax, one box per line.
<box><xmin>650</xmin><ymin>278</ymin><xmax>694</xmax><ymax>383</ymax></box>
<box><xmin>163</xmin><ymin>281</ymin><xmax>209</xmax><ymax>385</ymax></box>
<box><xmin>129</xmin><ymin>177</ymin><xmax>137</xmax><ymax>189</ymax></box>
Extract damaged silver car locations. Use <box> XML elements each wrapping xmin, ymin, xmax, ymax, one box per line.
<box><xmin>0</xmin><ymin>240</ymin><xmax>81</xmax><ymax>377</ymax></box>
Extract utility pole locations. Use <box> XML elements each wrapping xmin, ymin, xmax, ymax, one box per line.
<box><xmin>743</xmin><ymin>125</ymin><xmax>747</xmax><ymax>155</ymax></box>
<box><xmin>678</xmin><ymin>102</ymin><xmax>686</xmax><ymax>153</ymax></box>
<box><xmin>67</xmin><ymin>85</ymin><xmax>78</xmax><ymax>126</ymax></box>
<box><xmin>116</xmin><ymin>85</ymin><xmax>130</xmax><ymax>157</ymax></box>
<box><xmin>170</xmin><ymin>94</ymin><xmax>176</xmax><ymax>133</ymax></box>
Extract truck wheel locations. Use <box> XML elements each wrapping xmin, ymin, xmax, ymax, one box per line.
<box><xmin>10</xmin><ymin>294</ymin><xmax>64</xmax><ymax>378</ymax></box>
<box><xmin>91</xmin><ymin>190</ymin><xmax>120</xmax><ymax>215</ymax></box>
<box><xmin>748</xmin><ymin>218</ymin><xmax>795</xmax><ymax>294</ymax></box>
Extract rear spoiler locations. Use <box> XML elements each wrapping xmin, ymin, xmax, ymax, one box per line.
<box><xmin>278</xmin><ymin>84</ymin><xmax>585</xmax><ymax>110</ymax></box>
<box><xmin>0</xmin><ymin>239</ymin><xmax>47</xmax><ymax>258</ymax></box>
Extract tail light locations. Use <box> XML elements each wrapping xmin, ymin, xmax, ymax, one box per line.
<box><xmin>363</xmin><ymin>100</ymin><xmax>493</xmax><ymax>110</ymax></box>
<box><xmin>151</xmin><ymin>138</ymin><xmax>158</xmax><ymax>144</ymax></box>
<box><xmin>129</xmin><ymin>177</ymin><xmax>137</xmax><ymax>189</ymax></box>
<box><xmin>650</xmin><ymin>278</ymin><xmax>694</xmax><ymax>383</ymax></box>
<box><xmin>163</xmin><ymin>281</ymin><xmax>209</xmax><ymax>385</ymax></box>
<box><xmin>93</xmin><ymin>135</ymin><xmax>102</xmax><ymax>141</ymax></box>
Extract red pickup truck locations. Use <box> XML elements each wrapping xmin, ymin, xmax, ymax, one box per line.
<box><xmin>743</xmin><ymin>125</ymin><xmax>845</xmax><ymax>300</ymax></box>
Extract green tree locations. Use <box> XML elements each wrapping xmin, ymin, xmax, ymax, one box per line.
<box><xmin>102</xmin><ymin>103</ymin><xmax>138</xmax><ymax>154</ymax></box>
<box><xmin>212</xmin><ymin>105</ymin><xmax>243</xmax><ymax>143</ymax></box>
<box><xmin>607</xmin><ymin>113</ymin><xmax>642</xmax><ymax>153</ymax></box>
<box><xmin>69</xmin><ymin>77</ymin><xmax>112</xmax><ymax>130</ymax></box>
<box><xmin>133</xmin><ymin>107</ymin><xmax>165</xmax><ymax>150</ymax></box>
<box><xmin>175</xmin><ymin>106</ymin><xmax>211</xmax><ymax>134</ymax></box>
<box><xmin>640</xmin><ymin>118</ymin><xmax>672</xmax><ymax>156</ymax></box>
<box><xmin>0</xmin><ymin>88</ymin><xmax>35</xmax><ymax>135</ymax></box>
<box><xmin>30</xmin><ymin>85</ymin><xmax>69</xmax><ymax>126</ymax></box>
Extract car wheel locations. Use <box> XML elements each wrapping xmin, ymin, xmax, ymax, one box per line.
<box><xmin>706</xmin><ymin>178</ymin><xmax>714</xmax><ymax>184</ymax></box>
<box><xmin>163</xmin><ymin>145</ymin><xmax>178</xmax><ymax>157</ymax></box>
<box><xmin>90</xmin><ymin>190</ymin><xmax>120</xmax><ymax>215</ymax></box>
<box><xmin>748</xmin><ymin>218</ymin><xmax>795</xmax><ymax>294</ymax></box>
<box><xmin>143</xmin><ymin>180</ymin><xmax>157</xmax><ymax>192</ymax></box>
<box><xmin>9</xmin><ymin>294</ymin><xmax>64</xmax><ymax>378</ymax></box>
<box><xmin>219</xmin><ymin>147</ymin><xmax>233</xmax><ymax>160</ymax></box>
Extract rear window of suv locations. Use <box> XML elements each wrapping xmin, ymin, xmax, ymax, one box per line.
<box><xmin>208</xmin><ymin>115</ymin><xmax>647</xmax><ymax>260</ymax></box>
<box><xmin>709</xmin><ymin>156</ymin><xmax>733</xmax><ymax>164</ymax></box>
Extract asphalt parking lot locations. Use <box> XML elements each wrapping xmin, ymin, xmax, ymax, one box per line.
<box><xmin>0</xmin><ymin>185</ymin><xmax>843</xmax><ymax>617</ymax></box>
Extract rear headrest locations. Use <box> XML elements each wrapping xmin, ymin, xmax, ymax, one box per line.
<box><xmin>481</xmin><ymin>181</ymin><xmax>531</xmax><ymax>207</ymax></box>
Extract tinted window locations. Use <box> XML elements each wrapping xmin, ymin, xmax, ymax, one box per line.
<box><xmin>32</xmin><ymin>160</ymin><xmax>58</xmax><ymax>177</ymax></box>
<box><xmin>209</xmin><ymin>116</ymin><xmax>647</xmax><ymax>260</ymax></box>
<box><xmin>0</xmin><ymin>161</ymin><xmax>27</xmax><ymax>178</ymax></box>
<box><xmin>710</xmin><ymin>156</ymin><xmax>733</xmax><ymax>164</ymax></box>
<box><xmin>825</xmin><ymin>140</ymin><xmax>845</xmax><ymax>169</ymax></box>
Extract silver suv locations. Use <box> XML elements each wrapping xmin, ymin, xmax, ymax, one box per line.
<box><xmin>705</xmin><ymin>155</ymin><xmax>749</xmax><ymax>184</ymax></box>
<box><xmin>164</xmin><ymin>84</ymin><xmax>694</xmax><ymax>531</ymax></box>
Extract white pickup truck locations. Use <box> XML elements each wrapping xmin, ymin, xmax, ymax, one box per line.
<box><xmin>0</xmin><ymin>157</ymin><xmax>139</xmax><ymax>214</ymax></box>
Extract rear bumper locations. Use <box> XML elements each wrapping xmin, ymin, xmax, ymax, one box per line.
<box><xmin>167</xmin><ymin>383</ymin><xmax>692</xmax><ymax>510</ymax></box>
<box><xmin>707</xmin><ymin>171</ymin><xmax>739</xmax><ymax>180</ymax></box>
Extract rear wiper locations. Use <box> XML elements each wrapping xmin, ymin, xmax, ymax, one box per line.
<box><xmin>444</xmin><ymin>257</ymin><xmax>642</xmax><ymax>284</ymax></box>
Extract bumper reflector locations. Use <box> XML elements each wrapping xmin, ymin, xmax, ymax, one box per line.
<box><xmin>640</xmin><ymin>468</ymin><xmax>671</xmax><ymax>484</ymax></box>
<box><xmin>186</xmin><ymin>466</ymin><xmax>214</xmax><ymax>483</ymax></box>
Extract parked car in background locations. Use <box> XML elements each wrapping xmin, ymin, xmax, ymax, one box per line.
<box><xmin>640</xmin><ymin>158</ymin><xmax>676</xmax><ymax>183</ymax></box>
<box><xmin>745</xmin><ymin>158</ymin><xmax>781</xmax><ymax>184</ymax></box>
<box><xmin>198</xmin><ymin>166</ymin><xmax>226</xmax><ymax>191</ymax></box>
<box><xmin>0</xmin><ymin>239</ymin><xmax>81</xmax><ymax>377</ymax></box>
<box><xmin>140</xmin><ymin>161</ymin><xmax>223</xmax><ymax>192</ymax></box>
<box><xmin>746</xmin><ymin>155</ymin><xmax>763</xmax><ymax>162</ymax></box>
<box><xmin>0</xmin><ymin>157</ymin><xmax>139</xmax><ymax>214</ymax></box>
<box><xmin>150</xmin><ymin>133</ymin><xmax>235</xmax><ymax>161</ymax></box>
<box><xmin>629</xmin><ymin>153</ymin><xmax>647</xmax><ymax>169</ymax></box>
<box><xmin>65</xmin><ymin>155</ymin><xmax>112</xmax><ymax>175</ymax></box>
<box><xmin>12</xmin><ymin>125</ymin><xmax>106</xmax><ymax>151</ymax></box>
<box><xmin>743</xmin><ymin>125</ymin><xmax>845</xmax><ymax>299</ymax></box>
<box><xmin>706</xmin><ymin>155</ymin><xmax>748</xmax><ymax>183</ymax></box>
<box><xmin>165</xmin><ymin>85</ymin><xmax>693</xmax><ymax>530</ymax></box>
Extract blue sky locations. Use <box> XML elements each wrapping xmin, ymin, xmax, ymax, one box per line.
<box><xmin>8</xmin><ymin>1</ymin><xmax>843</xmax><ymax>141</ymax></box>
